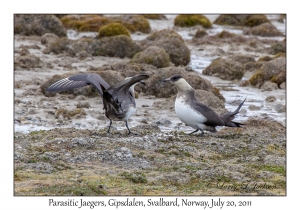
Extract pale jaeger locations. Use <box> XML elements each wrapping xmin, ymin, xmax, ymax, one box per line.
<box><xmin>163</xmin><ymin>75</ymin><xmax>245</xmax><ymax>136</ymax></box>
<box><xmin>47</xmin><ymin>74</ymin><xmax>149</xmax><ymax>135</ymax></box>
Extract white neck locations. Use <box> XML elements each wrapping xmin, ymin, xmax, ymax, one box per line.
<box><xmin>174</xmin><ymin>78</ymin><xmax>193</xmax><ymax>92</ymax></box>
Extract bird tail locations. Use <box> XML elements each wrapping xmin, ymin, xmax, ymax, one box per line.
<box><xmin>221</xmin><ymin>97</ymin><xmax>246</xmax><ymax>127</ymax></box>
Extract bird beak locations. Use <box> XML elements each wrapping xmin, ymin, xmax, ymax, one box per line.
<box><xmin>163</xmin><ymin>77</ymin><xmax>171</xmax><ymax>82</ymax></box>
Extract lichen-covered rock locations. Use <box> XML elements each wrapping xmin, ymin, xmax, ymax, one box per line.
<box><xmin>112</xmin><ymin>15</ymin><xmax>151</xmax><ymax>33</ymax></box>
<box><xmin>100</xmin><ymin>61</ymin><xmax>158</xmax><ymax>80</ymax></box>
<box><xmin>203</xmin><ymin>57</ymin><xmax>245</xmax><ymax>80</ymax></box>
<box><xmin>174</xmin><ymin>14</ymin><xmax>212</xmax><ymax>28</ymax></box>
<box><xmin>14</xmin><ymin>14</ymin><xmax>66</xmax><ymax>37</ymax></box>
<box><xmin>14</xmin><ymin>55</ymin><xmax>44</xmax><ymax>70</ymax></box>
<box><xmin>261</xmin><ymin>81</ymin><xmax>279</xmax><ymax>91</ymax></box>
<box><xmin>140</xmin><ymin>29</ymin><xmax>190</xmax><ymax>66</ymax></box>
<box><xmin>193</xmin><ymin>29</ymin><xmax>208</xmax><ymax>38</ymax></box>
<box><xmin>41</xmin><ymin>33</ymin><xmax>59</xmax><ymax>46</ymax></box>
<box><xmin>131</xmin><ymin>46</ymin><xmax>170</xmax><ymax>68</ymax></box>
<box><xmin>244</xmin><ymin>22</ymin><xmax>284</xmax><ymax>37</ymax></box>
<box><xmin>244</xmin><ymin>62</ymin><xmax>264</xmax><ymax>72</ymax></box>
<box><xmin>214</xmin><ymin>14</ymin><xmax>270</xmax><ymax>27</ymax></box>
<box><xmin>43</xmin><ymin>35</ymin><xmax>143</xmax><ymax>58</ymax></box>
<box><xmin>60</xmin><ymin>15</ymin><xmax>109</xmax><ymax>31</ymax></box>
<box><xmin>141</xmin><ymin>14</ymin><xmax>167</xmax><ymax>20</ymax></box>
<box><xmin>228</xmin><ymin>55</ymin><xmax>255</xmax><ymax>65</ymax></box>
<box><xmin>268</xmin><ymin>39</ymin><xmax>286</xmax><ymax>55</ymax></box>
<box><xmin>98</xmin><ymin>23</ymin><xmax>130</xmax><ymax>38</ymax></box>
<box><xmin>60</xmin><ymin>15</ymin><xmax>151</xmax><ymax>33</ymax></box>
<box><xmin>249</xmin><ymin>57</ymin><xmax>286</xmax><ymax>87</ymax></box>
<box><xmin>92</xmin><ymin>35</ymin><xmax>143</xmax><ymax>58</ymax></box>
<box><xmin>194</xmin><ymin>90</ymin><xmax>227</xmax><ymax>114</ymax></box>
<box><xmin>144</xmin><ymin>66</ymin><xmax>224</xmax><ymax>100</ymax></box>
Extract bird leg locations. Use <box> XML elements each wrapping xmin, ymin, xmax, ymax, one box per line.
<box><xmin>188</xmin><ymin>128</ymin><xmax>205</xmax><ymax>136</ymax></box>
<box><xmin>107</xmin><ymin>119</ymin><xmax>112</xmax><ymax>133</ymax></box>
<box><xmin>125</xmin><ymin>121</ymin><xmax>139</xmax><ymax>135</ymax></box>
<box><xmin>188</xmin><ymin>129</ymin><xmax>199</xmax><ymax>135</ymax></box>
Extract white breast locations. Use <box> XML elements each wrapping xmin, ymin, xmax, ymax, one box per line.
<box><xmin>124</xmin><ymin>106</ymin><xmax>136</xmax><ymax>121</ymax></box>
<box><xmin>175</xmin><ymin>97</ymin><xmax>207</xmax><ymax>129</ymax></box>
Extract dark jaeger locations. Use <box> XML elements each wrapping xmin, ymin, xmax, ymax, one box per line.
<box><xmin>47</xmin><ymin>74</ymin><xmax>149</xmax><ymax>135</ymax></box>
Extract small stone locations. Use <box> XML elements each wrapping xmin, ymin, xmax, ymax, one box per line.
<box><xmin>261</xmin><ymin>81</ymin><xmax>278</xmax><ymax>91</ymax></box>
<box><xmin>265</xmin><ymin>96</ymin><xmax>276</xmax><ymax>102</ymax></box>
<box><xmin>248</xmin><ymin>105</ymin><xmax>261</xmax><ymax>111</ymax></box>
<box><xmin>156</xmin><ymin>118</ymin><xmax>172</xmax><ymax>126</ymax></box>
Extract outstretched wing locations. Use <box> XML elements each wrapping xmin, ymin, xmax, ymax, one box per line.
<box><xmin>105</xmin><ymin>74</ymin><xmax>149</xmax><ymax>108</ymax></box>
<box><xmin>46</xmin><ymin>74</ymin><xmax>110</xmax><ymax>97</ymax></box>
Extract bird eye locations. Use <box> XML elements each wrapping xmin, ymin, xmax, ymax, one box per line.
<box><xmin>172</xmin><ymin>75</ymin><xmax>181</xmax><ymax>81</ymax></box>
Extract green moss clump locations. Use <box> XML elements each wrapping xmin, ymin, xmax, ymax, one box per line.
<box><xmin>141</xmin><ymin>14</ymin><xmax>167</xmax><ymax>20</ymax></box>
<box><xmin>243</xmin><ymin>14</ymin><xmax>270</xmax><ymax>27</ymax></box>
<box><xmin>60</xmin><ymin>15</ymin><xmax>110</xmax><ymax>32</ymax></box>
<box><xmin>249</xmin><ymin>70</ymin><xmax>265</xmax><ymax>86</ymax></box>
<box><xmin>174</xmin><ymin>14</ymin><xmax>212</xmax><ymax>28</ymax></box>
<box><xmin>120</xmin><ymin>172</ymin><xmax>147</xmax><ymax>183</ymax></box>
<box><xmin>98</xmin><ymin>23</ymin><xmax>130</xmax><ymax>38</ymax></box>
<box><xmin>216</xmin><ymin>30</ymin><xmax>236</xmax><ymax>38</ymax></box>
<box><xmin>214</xmin><ymin>14</ymin><xmax>270</xmax><ymax>27</ymax></box>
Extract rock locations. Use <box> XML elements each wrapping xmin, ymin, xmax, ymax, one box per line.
<box><xmin>19</xmin><ymin>48</ymin><xmax>30</xmax><ymax>56</ymax></box>
<box><xmin>275</xmin><ymin>104</ymin><xmax>286</xmax><ymax>113</ymax></box>
<box><xmin>214</xmin><ymin>14</ymin><xmax>270</xmax><ymax>27</ymax></box>
<box><xmin>44</xmin><ymin>35</ymin><xmax>143</xmax><ymax>58</ymax></box>
<box><xmin>14</xmin><ymin>14</ymin><xmax>66</xmax><ymax>37</ymax></box>
<box><xmin>261</xmin><ymin>81</ymin><xmax>279</xmax><ymax>91</ymax></box>
<box><xmin>41</xmin><ymin>33</ymin><xmax>59</xmax><ymax>46</ymax></box>
<box><xmin>100</xmin><ymin>61</ymin><xmax>157</xmax><ymax>79</ymax></box>
<box><xmin>145</xmin><ymin>66</ymin><xmax>224</xmax><ymax>100</ymax></box>
<box><xmin>76</xmin><ymin>102</ymin><xmax>91</xmax><ymax>108</ymax></box>
<box><xmin>60</xmin><ymin>15</ymin><xmax>109</xmax><ymax>31</ymax></box>
<box><xmin>194</xmin><ymin>29</ymin><xmax>208</xmax><ymax>38</ymax></box>
<box><xmin>14</xmin><ymin>55</ymin><xmax>44</xmax><ymax>69</ymax></box>
<box><xmin>140</xmin><ymin>29</ymin><xmax>190</xmax><ymax>66</ymax></box>
<box><xmin>174</xmin><ymin>14</ymin><xmax>212</xmax><ymax>28</ymax></box>
<box><xmin>271</xmin><ymin>70</ymin><xmax>286</xmax><ymax>86</ymax></box>
<box><xmin>248</xmin><ymin>105</ymin><xmax>261</xmax><ymax>111</ymax></box>
<box><xmin>194</xmin><ymin>90</ymin><xmax>227</xmax><ymax>114</ymax></box>
<box><xmin>244</xmin><ymin>22</ymin><xmax>284</xmax><ymax>37</ymax></box>
<box><xmin>279</xmin><ymin>82</ymin><xmax>286</xmax><ymax>89</ymax></box>
<box><xmin>76</xmin><ymin>51</ymin><xmax>91</xmax><ymax>60</ymax></box>
<box><xmin>265</xmin><ymin>96</ymin><xmax>276</xmax><ymax>102</ymax></box>
<box><xmin>97</xmin><ymin>70</ymin><xmax>125</xmax><ymax>86</ymax></box>
<box><xmin>112</xmin><ymin>15</ymin><xmax>151</xmax><ymax>33</ymax></box>
<box><xmin>98</xmin><ymin>22</ymin><xmax>130</xmax><ymax>38</ymax></box>
<box><xmin>60</xmin><ymin>14</ymin><xmax>151</xmax><ymax>33</ymax></box>
<box><xmin>269</xmin><ymin>39</ymin><xmax>286</xmax><ymax>54</ymax></box>
<box><xmin>131</xmin><ymin>46</ymin><xmax>170</xmax><ymax>68</ymax></box>
<box><xmin>141</xmin><ymin>14</ymin><xmax>167</xmax><ymax>20</ymax></box>
<box><xmin>156</xmin><ymin>118</ymin><xmax>172</xmax><ymax>126</ymax></box>
<box><xmin>244</xmin><ymin>62</ymin><xmax>264</xmax><ymax>72</ymax></box>
<box><xmin>249</xmin><ymin>57</ymin><xmax>286</xmax><ymax>87</ymax></box>
<box><xmin>228</xmin><ymin>55</ymin><xmax>255</xmax><ymax>65</ymax></box>
<box><xmin>202</xmin><ymin>57</ymin><xmax>244</xmax><ymax>80</ymax></box>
